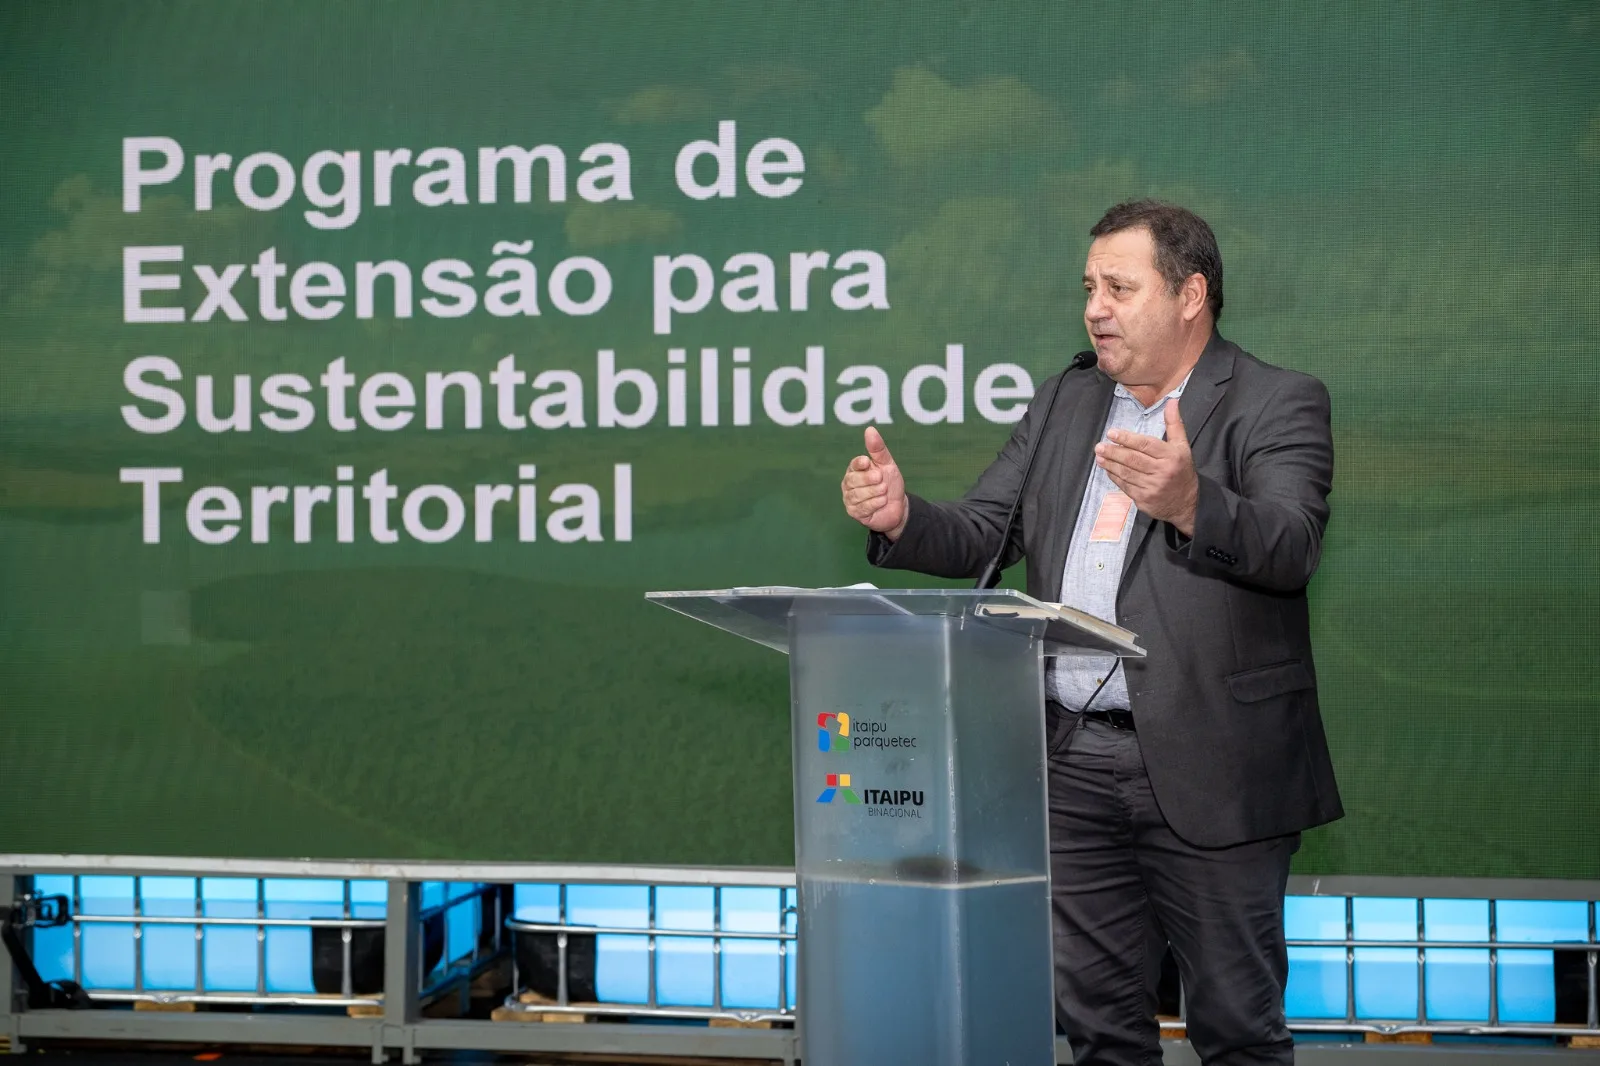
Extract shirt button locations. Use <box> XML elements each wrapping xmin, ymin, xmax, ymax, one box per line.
<box><xmin>1096</xmin><ymin>562</ymin><xmax>1105</xmax><ymax>570</ymax></box>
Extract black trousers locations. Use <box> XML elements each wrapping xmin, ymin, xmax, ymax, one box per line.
<box><xmin>1047</xmin><ymin>712</ymin><xmax>1299</xmax><ymax>1066</ymax></box>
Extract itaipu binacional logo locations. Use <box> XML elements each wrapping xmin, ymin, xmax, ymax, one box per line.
<box><xmin>816</xmin><ymin>773</ymin><xmax>860</xmax><ymax>804</ymax></box>
<box><xmin>817</xmin><ymin>712</ymin><xmax>850</xmax><ymax>753</ymax></box>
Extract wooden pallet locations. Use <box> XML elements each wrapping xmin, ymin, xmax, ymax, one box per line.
<box><xmin>491</xmin><ymin>990</ymin><xmax>601</xmax><ymax>1023</ymax></box>
<box><xmin>470</xmin><ymin>956</ymin><xmax>513</xmax><ymax>997</ymax></box>
<box><xmin>490</xmin><ymin>993</ymin><xmax>783</xmax><ymax>1031</ymax></box>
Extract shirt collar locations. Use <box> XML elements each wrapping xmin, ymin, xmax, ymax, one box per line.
<box><xmin>1113</xmin><ymin>367</ymin><xmax>1195</xmax><ymax>413</ymax></box>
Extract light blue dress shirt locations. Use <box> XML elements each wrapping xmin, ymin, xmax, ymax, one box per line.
<box><xmin>1049</xmin><ymin>372</ymin><xmax>1190</xmax><ymax>713</ymax></box>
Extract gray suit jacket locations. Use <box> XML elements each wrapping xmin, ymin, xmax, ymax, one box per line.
<box><xmin>869</xmin><ymin>332</ymin><xmax>1343</xmax><ymax>847</ymax></box>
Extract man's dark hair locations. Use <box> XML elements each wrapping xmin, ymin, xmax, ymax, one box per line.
<box><xmin>1089</xmin><ymin>199</ymin><xmax>1224</xmax><ymax>321</ymax></box>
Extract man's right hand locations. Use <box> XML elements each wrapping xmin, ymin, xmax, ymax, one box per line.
<box><xmin>841</xmin><ymin>426</ymin><xmax>909</xmax><ymax>541</ymax></box>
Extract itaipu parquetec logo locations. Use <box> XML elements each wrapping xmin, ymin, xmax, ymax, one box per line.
<box><xmin>817</xmin><ymin>712</ymin><xmax>849</xmax><ymax>753</ymax></box>
<box><xmin>816</xmin><ymin>773</ymin><xmax>860</xmax><ymax>804</ymax></box>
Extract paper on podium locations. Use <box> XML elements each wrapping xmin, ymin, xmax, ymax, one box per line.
<box><xmin>972</xmin><ymin>599</ymin><xmax>1136</xmax><ymax>654</ymax></box>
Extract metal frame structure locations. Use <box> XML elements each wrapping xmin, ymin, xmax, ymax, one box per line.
<box><xmin>1284</xmin><ymin>876</ymin><xmax>1600</xmax><ymax>1040</ymax></box>
<box><xmin>1287</xmin><ymin>902</ymin><xmax>1598</xmax><ymax>1039</ymax></box>
<box><xmin>22</xmin><ymin>875</ymin><xmax>498</xmax><ymax>1010</ymax></box>
<box><xmin>2</xmin><ymin>856</ymin><xmax>800</xmax><ymax>1065</ymax></box>
<box><xmin>501</xmin><ymin>882</ymin><xmax>796</xmax><ymax>1024</ymax></box>
<box><xmin>5</xmin><ymin>856</ymin><xmax>1600</xmax><ymax>1065</ymax></box>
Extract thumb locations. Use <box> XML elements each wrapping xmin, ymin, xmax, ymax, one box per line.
<box><xmin>1164</xmin><ymin>399</ymin><xmax>1188</xmax><ymax>445</ymax></box>
<box><xmin>864</xmin><ymin>426</ymin><xmax>896</xmax><ymax>467</ymax></box>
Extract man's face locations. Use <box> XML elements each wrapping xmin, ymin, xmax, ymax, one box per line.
<box><xmin>1082</xmin><ymin>226</ymin><xmax>1188</xmax><ymax>386</ymax></box>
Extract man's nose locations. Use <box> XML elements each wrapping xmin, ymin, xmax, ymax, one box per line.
<box><xmin>1084</xmin><ymin>288</ymin><xmax>1109</xmax><ymax>321</ymax></box>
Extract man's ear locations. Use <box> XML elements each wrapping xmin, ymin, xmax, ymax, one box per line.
<box><xmin>1180</xmin><ymin>273</ymin><xmax>1208</xmax><ymax>323</ymax></box>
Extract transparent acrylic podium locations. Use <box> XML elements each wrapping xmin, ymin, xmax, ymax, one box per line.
<box><xmin>648</xmin><ymin>587</ymin><xmax>1144</xmax><ymax>1066</ymax></box>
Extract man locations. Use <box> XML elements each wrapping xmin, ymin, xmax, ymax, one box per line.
<box><xmin>839</xmin><ymin>200</ymin><xmax>1342</xmax><ymax>1065</ymax></box>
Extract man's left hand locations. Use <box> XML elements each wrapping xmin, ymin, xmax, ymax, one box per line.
<box><xmin>1094</xmin><ymin>399</ymin><xmax>1199</xmax><ymax>537</ymax></box>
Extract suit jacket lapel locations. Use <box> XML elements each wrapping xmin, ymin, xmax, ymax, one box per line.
<box><xmin>1118</xmin><ymin>333</ymin><xmax>1236</xmax><ymax>586</ymax></box>
<box><xmin>1032</xmin><ymin>369</ymin><xmax>1114</xmax><ymax>601</ymax></box>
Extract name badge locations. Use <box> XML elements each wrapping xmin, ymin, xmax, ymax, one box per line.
<box><xmin>1089</xmin><ymin>491</ymin><xmax>1134</xmax><ymax>542</ymax></box>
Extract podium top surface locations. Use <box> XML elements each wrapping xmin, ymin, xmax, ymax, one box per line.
<box><xmin>646</xmin><ymin>587</ymin><xmax>1145</xmax><ymax>657</ymax></box>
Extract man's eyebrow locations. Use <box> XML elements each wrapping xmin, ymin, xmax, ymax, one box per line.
<box><xmin>1083</xmin><ymin>270</ymin><xmax>1137</xmax><ymax>285</ymax></box>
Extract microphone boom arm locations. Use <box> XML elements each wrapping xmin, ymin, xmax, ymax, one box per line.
<box><xmin>973</xmin><ymin>350</ymin><xmax>1097</xmax><ymax>590</ymax></box>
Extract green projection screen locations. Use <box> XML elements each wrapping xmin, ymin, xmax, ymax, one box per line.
<box><xmin>1</xmin><ymin>2</ymin><xmax>1596</xmax><ymax>876</ymax></box>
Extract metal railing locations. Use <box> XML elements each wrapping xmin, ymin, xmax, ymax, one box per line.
<box><xmin>6</xmin><ymin>857</ymin><xmax>1600</xmax><ymax>1064</ymax></box>
<box><xmin>495</xmin><ymin>886</ymin><xmax>1600</xmax><ymax>1041</ymax></box>
<box><xmin>17</xmin><ymin>876</ymin><xmax>501</xmax><ymax>1009</ymax></box>
<box><xmin>1279</xmin><ymin>897</ymin><xmax>1600</xmax><ymax>1039</ymax></box>
<box><xmin>500</xmin><ymin>882</ymin><xmax>796</xmax><ymax>1024</ymax></box>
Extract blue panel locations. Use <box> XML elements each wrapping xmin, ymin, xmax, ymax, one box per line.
<box><xmin>141</xmin><ymin>877</ymin><xmax>196</xmax><ymax>913</ymax></box>
<box><xmin>785</xmin><ymin>889</ymin><xmax>798</xmax><ymax>1011</ymax></box>
<box><xmin>1285</xmin><ymin>896</ymin><xmax>1346</xmax><ymax>940</ymax></box>
<box><xmin>420</xmin><ymin>882</ymin><xmax>446</xmax><ymax>911</ymax></box>
<box><xmin>584</xmin><ymin>884</ymin><xmax>637</xmax><ymax>925</ymax></box>
<box><xmin>1498</xmin><ymin>949</ymin><xmax>1555</xmax><ymax>1023</ymax></box>
<box><xmin>79</xmin><ymin>877</ymin><xmax>135</xmax><ymax>991</ymax></box>
<box><xmin>264</xmin><ymin>927</ymin><xmax>314</xmax><ymax>994</ymax></box>
<box><xmin>81</xmin><ymin>926</ymin><xmax>135</xmax><ymax>990</ymax></box>
<box><xmin>1286</xmin><ymin>948</ymin><xmax>1347</xmax><ymax>1019</ymax></box>
<box><xmin>513</xmin><ymin>884</ymin><xmax>559</xmax><ymax>923</ymax></box>
<box><xmin>567</xmin><ymin>884</ymin><xmax>649</xmax><ymax>929</ymax></box>
<box><xmin>1284</xmin><ymin>895</ymin><xmax>1348</xmax><ymax>1018</ymax></box>
<box><xmin>1424</xmin><ymin>960</ymin><xmax>1490</xmax><ymax>1022</ymax></box>
<box><xmin>1423</xmin><ymin>899</ymin><xmax>1489</xmax><ymax>1022</ymax></box>
<box><xmin>720</xmin><ymin>888</ymin><xmax>785</xmax><ymax>1010</ymax></box>
<box><xmin>442</xmin><ymin>885</ymin><xmax>480</xmax><ymax>969</ymax></box>
<box><xmin>1423</xmin><ymin>898</ymin><xmax>1486</xmax><ymax>938</ymax></box>
<box><xmin>351</xmin><ymin>880</ymin><xmax>387</xmax><ymax>919</ymax></box>
<box><xmin>594</xmin><ymin>934</ymin><xmax>648</xmax><ymax>1003</ymax></box>
<box><xmin>1494</xmin><ymin>900</ymin><xmax>1585</xmax><ymax>1024</ymax></box>
<box><xmin>656</xmin><ymin>936</ymin><xmax>714</xmax><ymax>1007</ymax></box>
<box><xmin>787</xmin><ymin>942</ymin><xmax>797</xmax><ymax>1011</ymax></box>
<box><xmin>263</xmin><ymin>880</ymin><xmax>340</xmax><ymax>995</ymax></box>
<box><xmin>201</xmin><ymin>878</ymin><xmax>258</xmax><ymax>908</ymax></box>
<box><xmin>32</xmin><ymin>874</ymin><xmax>76</xmax><ymax>898</ymax></box>
<box><xmin>203</xmin><ymin>926</ymin><xmax>259</xmax><ymax>993</ymax></box>
<box><xmin>263</xmin><ymin>878</ymin><xmax>344</xmax><ymax>915</ymax></box>
<box><xmin>721</xmin><ymin>888</ymin><xmax>782</xmax><ymax>933</ymax></box>
<box><xmin>651</xmin><ymin>888</ymin><xmax>714</xmax><ymax>1008</ymax></box>
<box><xmin>141</xmin><ymin>925</ymin><xmax>197</xmax><ymax>989</ymax></box>
<box><xmin>30</xmin><ymin>875</ymin><xmax>76</xmax><ymax>984</ymax></box>
<box><xmin>31</xmin><ymin>923</ymin><xmax>75</xmax><ymax>984</ymax></box>
<box><xmin>657</xmin><ymin>886</ymin><xmax>714</xmax><ymax>931</ymax></box>
<box><xmin>139</xmin><ymin>877</ymin><xmax>197</xmax><ymax>991</ymax></box>
<box><xmin>202</xmin><ymin>878</ymin><xmax>259</xmax><ymax>993</ymax></box>
<box><xmin>1352</xmin><ymin>898</ymin><xmax>1417</xmax><ymax>1020</ymax></box>
<box><xmin>1497</xmin><ymin>900</ymin><xmax>1590</xmax><ymax>943</ymax></box>
<box><xmin>722</xmin><ymin>938</ymin><xmax>780</xmax><ymax>1009</ymax></box>
<box><xmin>79</xmin><ymin>876</ymin><xmax>135</xmax><ymax>916</ymax></box>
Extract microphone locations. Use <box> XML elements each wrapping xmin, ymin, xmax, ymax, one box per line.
<box><xmin>974</xmin><ymin>350</ymin><xmax>1098</xmax><ymax>590</ymax></box>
